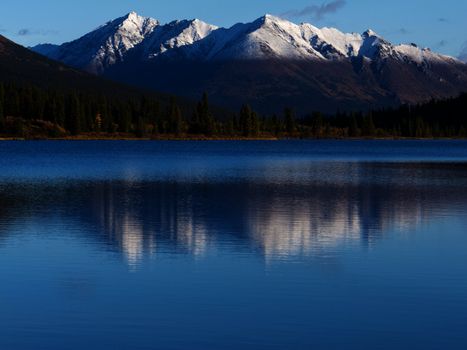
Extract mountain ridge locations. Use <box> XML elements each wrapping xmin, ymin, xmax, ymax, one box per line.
<box><xmin>33</xmin><ymin>12</ymin><xmax>461</xmax><ymax>67</ymax></box>
<box><xmin>31</xmin><ymin>12</ymin><xmax>467</xmax><ymax>113</ymax></box>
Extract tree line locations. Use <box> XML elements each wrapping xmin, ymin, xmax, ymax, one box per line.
<box><xmin>301</xmin><ymin>94</ymin><xmax>467</xmax><ymax>138</ymax></box>
<box><xmin>0</xmin><ymin>81</ymin><xmax>466</xmax><ymax>138</ymax></box>
<box><xmin>0</xmin><ymin>82</ymin><xmax>297</xmax><ymax>138</ymax></box>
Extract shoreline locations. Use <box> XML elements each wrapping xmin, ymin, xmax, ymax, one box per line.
<box><xmin>1</xmin><ymin>135</ymin><xmax>467</xmax><ymax>141</ymax></box>
<box><xmin>0</xmin><ymin>136</ymin><xmax>281</xmax><ymax>141</ymax></box>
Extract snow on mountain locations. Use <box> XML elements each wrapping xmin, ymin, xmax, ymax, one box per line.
<box><xmin>214</xmin><ymin>14</ymin><xmax>325</xmax><ymax>60</ymax></box>
<box><xmin>34</xmin><ymin>12</ymin><xmax>159</xmax><ymax>73</ymax></box>
<box><xmin>301</xmin><ymin>24</ymin><xmax>363</xmax><ymax>59</ymax></box>
<box><xmin>164</xmin><ymin>14</ymin><xmax>328</xmax><ymax>61</ymax></box>
<box><xmin>141</xmin><ymin>19</ymin><xmax>218</xmax><ymax>59</ymax></box>
<box><xmin>85</xmin><ymin>11</ymin><xmax>159</xmax><ymax>72</ymax></box>
<box><xmin>31</xmin><ymin>11</ymin><xmax>463</xmax><ymax>71</ymax></box>
<box><xmin>394</xmin><ymin>44</ymin><xmax>443</xmax><ymax>64</ymax></box>
<box><xmin>32</xmin><ymin>12</ymin><xmax>218</xmax><ymax>71</ymax></box>
<box><xmin>174</xmin><ymin>15</ymin><xmax>457</xmax><ymax>65</ymax></box>
<box><xmin>355</xmin><ymin>30</ymin><xmax>392</xmax><ymax>60</ymax></box>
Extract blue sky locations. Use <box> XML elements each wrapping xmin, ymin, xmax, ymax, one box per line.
<box><xmin>0</xmin><ymin>0</ymin><xmax>466</xmax><ymax>57</ymax></box>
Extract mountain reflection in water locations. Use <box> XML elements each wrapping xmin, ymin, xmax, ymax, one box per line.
<box><xmin>1</xmin><ymin>162</ymin><xmax>466</xmax><ymax>267</ymax></box>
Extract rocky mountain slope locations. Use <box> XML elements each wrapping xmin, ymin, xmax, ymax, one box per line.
<box><xmin>32</xmin><ymin>12</ymin><xmax>467</xmax><ymax>113</ymax></box>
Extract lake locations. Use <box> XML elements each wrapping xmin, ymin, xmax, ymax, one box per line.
<box><xmin>1</xmin><ymin>140</ymin><xmax>467</xmax><ymax>350</ymax></box>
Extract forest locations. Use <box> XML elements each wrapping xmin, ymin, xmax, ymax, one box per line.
<box><xmin>0</xmin><ymin>81</ymin><xmax>466</xmax><ymax>139</ymax></box>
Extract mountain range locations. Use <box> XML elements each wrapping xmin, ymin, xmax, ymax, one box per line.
<box><xmin>32</xmin><ymin>12</ymin><xmax>467</xmax><ymax>113</ymax></box>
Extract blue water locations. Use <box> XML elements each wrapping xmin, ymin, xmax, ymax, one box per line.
<box><xmin>1</xmin><ymin>140</ymin><xmax>467</xmax><ymax>349</ymax></box>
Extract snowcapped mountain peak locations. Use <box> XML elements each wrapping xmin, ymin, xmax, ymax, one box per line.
<box><xmin>221</xmin><ymin>14</ymin><xmax>326</xmax><ymax>60</ymax></box>
<box><xmin>117</xmin><ymin>12</ymin><xmax>159</xmax><ymax>36</ymax></box>
<box><xmin>260</xmin><ymin>14</ymin><xmax>283</xmax><ymax>23</ymax></box>
<box><xmin>185</xmin><ymin>18</ymin><xmax>219</xmax><ymax>37</ymax></box>
<box><xmin>191</xmin><ymin>18</ymin><xmax>209</xmax><ymax>26</ymax></box>
<box><xmin>75</xmin><ymin>12</ymin><xmax>160</xmax><ymax>72</ymax></box>
<box><xmin>255</xmin><ymin>14</ymin><xmax>299</xmax><ymax>30</ymax></box>
<box><xmin>301</xmin><ymin>24</ymin><xmax>363</xmax><ymax>59</ymax></box>
<box><xmin>31</xmin><ymin>12</ymin><xmax>464</xmax><ymax>71</ymax></box>
<box><xmin>121</xmin><ymin>11</ymin><xmax>157</xmax><ymax>25</ymax></box>
<box><xmin>126</xmin><ymin>11</ymin><xmax>139</xmax><ymax>18</ymax></box>
<box><xmin>393</xmin><ymin>44</ymin><xmax>461</xmax><ymax>65</ymax></box>
<box><xmin>140</xmin><ymin>18</ymin><xmax>218</xmax><ymax>59</ymax></box>
<box><xmin>358</xmin><ymin>29</ymin><xmax>392</xmax><ymax>59</ymax></box>
<box><xmin>362</xmin><ymin>29</ymin><xmax>378</xmax><ymax>39</ymax></box>
<box><xmin>29</xmin><ymin>12</ymin><xmax>160</xmax><ymax>74</ymax></box>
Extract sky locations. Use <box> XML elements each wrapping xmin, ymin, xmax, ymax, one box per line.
<box><xmin>0</xmin><ymin>0</ymin><xmax>466</xmax><ymax>58</ymax></box>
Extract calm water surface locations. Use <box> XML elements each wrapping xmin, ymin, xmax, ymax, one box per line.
<box><xmin>1</xmin><ymin>140</ymin><xmax>467</xmax><ymax>349</ymax></box>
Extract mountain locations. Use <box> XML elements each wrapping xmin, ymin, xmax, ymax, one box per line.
<box><xmin>34</xmin><ymin>12</ymin><xmax>217</xmax><ymax>74</ymax></box>
<box><xmin>33</xmin><ymin>13</ymin><xmax>460</xmax><ymax>65</ymax></box>
<box><xmin>32</xmin><ymin>12</ymin><xmax>467</xmax><ymax>113</ymax></box>
<box><xmin>0</xmin><ymin>32</ymin><xmax>149</xmax><ymax>97</ymax></box>
<box><xmin>33</xmin><ymin>12</ymin><xmax>159</xmax><ymax>74</ymax></box>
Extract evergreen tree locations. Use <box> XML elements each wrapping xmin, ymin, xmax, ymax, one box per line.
<box><xmin>118</xmin><ymin>103</ymin><xmax>132</xmax><ymax>133</ymax></box>
<box><xmin>270</xmin><ymin>114</ymin><xmax>281</xmax><ymax>136</ymax></box>
<box><xmin>310</xmin><ymin>112</ymin><xmax>324</xmax><ymax>137</ymax></box>
<box><xmin>349</xmin><ymin>115</ymin><xmax>359</xmax><ymax>137</ymax></box>
<box><xmin>0</xmin><ymin>83</ymin><xmax>4</xmax><ymax>130</ymax></box>
<box><xmin>165</xmin><ymin>97</ymin><xmax>185</xmax><ymax>135</ymax></box>
<box><xmin>284</xmin><ymin>108</ymin><xmax>296</xmax><ymax>134</ymax></box>
<box><xmin>196</xmin><ymin>93</ymin><xmax>215</xmax><ymax>135</ymax></box>
<box><xmin>5</xmin><ymin>86</ymin><xmax>20</xmax><ymax>117</ymax></box>
<box><xmin>250</xmin><ymin>111</ymin><xmax>260</xmax><ymax>136</ymax></box>
<box><xmin>239</xmin><ymin>104</ymin><xmax>253</xmax><ymax>136</ymax></box>
<box><xmin>225</xmin><ymin>117</ymin><xmax>235</xmax><ymax>136</ymax></box>
<box><xmin>362</xmin><ymin>113</ymin><xmax>376</xmax><ymax>136</ymax></box>
<box><xmin>0</xmin><ymin>100</ymin><xmax>4</xmax><ymax>132</ymax></box>
<box><xmin>68</xmin><ymin>94</ymin><xmax>82</xmax><ymax>135</ymax></box>
<box><xmin>135</xmin><ymin>116</ymin><xmax>145</xmax><ymax>138</ymax></box>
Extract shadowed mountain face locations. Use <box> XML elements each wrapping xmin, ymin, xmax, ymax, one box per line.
<box><xmin>104</xmin><ymin>58</ymin><xmax>467</xmax><ymax>114</ymax></box>
<box><xmin>31</xmin><ymin>12</ymin><xmax>467</xmax><ymax>114</ymax></box>
<box><xmin>0</xmin><ymin>35</ymin><xmax>93</xmax><ymax>89</ymax></box>
<box><xmin>0</xmin><ymin>35</ymin><xmax>167</xmax><ymax>100</ymax></box>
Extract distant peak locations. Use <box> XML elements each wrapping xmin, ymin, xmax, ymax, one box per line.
<box><xmin>165</xmin><ymin>18</ymin><xmax>215</xmax><ymax>30</ymax></box>
<box><xmin>191</xmin><ymin>18</ymin><xmax>209</xmax><ymax>25</ymax></box>
<box><xmin>119</xmin><ymin>11</ymin><xmax>159</xmax><ymax>29</ymax></box>
<box><xmin>126</xmin><ymin>11</ymin><xmax>139</xmax><ymax>18</ymax></box>
<box><xmin>118</xmin><ymin>11</ymin><xmax>142</xmax><ymax>24</ymax></box>
<box><xmin>122</xmin><ymin>11</ymin><xmax>156</xmax><ymax>23</ymax></box>
<box><xmin>259</xmin><ymin>14</ymin><xmax>283</xmax><ymax>23</ymax></box>
<box><xmin>362</xmin><ymin>29</ymin><xmax>378</xmax><ymax>38</ymax></box>
<box><xmin>251</xmin><ymin>14</ymin><xmax>292</xmax><ymax>30</ymax></box>
<box><xmin>181</xmin><ymin>18</ymin><xmax>204</xmax><ymax>26</ymax></box>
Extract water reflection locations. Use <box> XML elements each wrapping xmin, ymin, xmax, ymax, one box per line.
<box><xmin>1</xmin><ymin>161</ymin><xmax>467</xmax><ymax>266</ymax></box>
